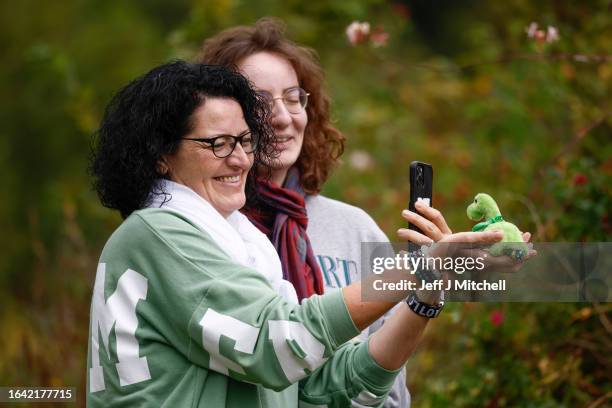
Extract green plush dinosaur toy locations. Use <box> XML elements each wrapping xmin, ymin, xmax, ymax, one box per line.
<box><xmin>467</xmin><ymin>193</ymin><xmax>528</xmax><ymax>260</ymax></box>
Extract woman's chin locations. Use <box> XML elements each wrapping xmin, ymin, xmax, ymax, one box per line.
<box><xmin>218</xmin><ymin>196</ymin><xmax>246</xmax><ymax>217</ymax></box>
<box><xmin>270</xmin><ymin>156</ymin><xmax>299</xmax><ymax>176</ymax></box>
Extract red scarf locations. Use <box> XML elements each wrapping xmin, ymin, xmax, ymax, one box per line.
<box><xmin>242</xmin><ymin>168</ymin><xmax>325</xmax><ymax>302</ymax></box>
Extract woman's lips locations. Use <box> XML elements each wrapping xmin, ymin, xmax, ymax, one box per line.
<box><xmin>214</xmin><ymin>174</ymin><xmax>241</xmax><ymax>184</ymax></box>
<box><xmin>274</xmin><ymin>136</ymin><xmax>293</xmax><ymax>149</ymax></box>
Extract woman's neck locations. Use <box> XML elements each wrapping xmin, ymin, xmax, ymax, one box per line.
<box><xmin>270</xmin><ymin>168</ymin><xmax>289</xmax><ymax>187</ymax></box>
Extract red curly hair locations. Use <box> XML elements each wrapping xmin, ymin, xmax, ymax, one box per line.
<box><xmin>197</xmin><ymin>17</ymin><xmax>345</xmax><ymax>194</ymax></box>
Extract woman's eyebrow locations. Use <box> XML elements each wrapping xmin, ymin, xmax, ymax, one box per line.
<box><xmin>208</xmin><ymin>129</ymin><xmax>251</xmax><ymax>137</ymax></box>
<box><xmin>255</xmin><ymin>86</ymin><xmax>300</xmax><ymax>94</ymax></box>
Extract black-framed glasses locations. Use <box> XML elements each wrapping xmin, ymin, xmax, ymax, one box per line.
<box><xmin>256</xmin><ymin>87</ymin><xmax>309</xmax><ymax>114</ymax></box>
<box><xmin>183</xmin><ymin>130</ymin><xmax>258</xmax><ymax>158</ymax></box>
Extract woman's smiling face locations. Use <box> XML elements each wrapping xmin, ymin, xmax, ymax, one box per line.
<box><xmin>238</xmin><ymin>51</ymin><xmax>308</xmax><ymax>186</ymax></box>
<box><xmin>162</xmin><ymin>97</ymin><xmax>254</xmax><ymax>217</ymax></box>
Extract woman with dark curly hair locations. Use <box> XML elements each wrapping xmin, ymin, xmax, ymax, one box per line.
<box><xmin>87</xmin><ymin>60</ymin><xmax>501</xmax><ymax>407</ymax></box>
<box><xmin>91</xmin><ymin>62</ymin><xmax>275</xmax><ymax>220</ymax></box>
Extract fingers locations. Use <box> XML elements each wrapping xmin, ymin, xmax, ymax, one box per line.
<box><xmin>522</xmin><ymin>232</ymin><xmax>531</xmax><ymax>242</ymax></box>
<box><xmin>453</xmin><ymin>249</ymin><xmax>522</xmax><ymax>274</ymax></box>
<box><xmin>427</xmin><ymin>231</ymin><xmax>502</xmax><ymax>259</ymax></box>
<box><xmin>470</xmin><ymin>247</ymin><xmax>537</xmax><ymax>273</ymax></box>
<box><xmin>524</xmin><ymin>248</ymin><xmax>537</xmax><ymax>260</ymax></box>
<box><xmin>396</xmin><ymin>228</ymin><xmax>434</xmax><ymax>245</ymax></box>
<box><xmin>443</xmin><ymin>231</ymin><xmax>504</xmax><ymax>244</ymax></box>
<box><xmin>401</xmin><ymin>209</ymin><xmax>444</xmax><ymax>241</ymax></box>
<box><xmin>485</xmin><ymin>253</ymin><xmax>519</xmax><ymax>268</ymax></box>
<box><xmin>415</xmin><ymin>201</ymin><xmax>452</xmax><ymax>235</ymax></box>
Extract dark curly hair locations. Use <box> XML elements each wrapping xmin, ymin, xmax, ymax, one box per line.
<box><xmin>198</xmin><ymin>17</ymin><xmax>345</xmax><ymax>194</ymax></box>
<box><xmin>90</xmin><ymin>60</ymin><xmax>275</xmax><ymax>218</ymax></box>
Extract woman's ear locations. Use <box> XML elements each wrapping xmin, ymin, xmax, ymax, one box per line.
<box><xmin>156</xmin><ymin>158</ymin><xmax>169</xmax><ymax>176</ymax></box>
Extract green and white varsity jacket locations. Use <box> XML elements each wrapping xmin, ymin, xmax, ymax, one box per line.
<box><xmin>87</xmin><ymin>209</ymin><xmax>399</xmax><ymax>407</ymax></box>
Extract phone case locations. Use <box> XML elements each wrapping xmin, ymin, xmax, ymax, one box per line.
<box><xmin>408</xmin><ymin>161</ymin><xmax>433</xmax><ymax>251</ymax></box>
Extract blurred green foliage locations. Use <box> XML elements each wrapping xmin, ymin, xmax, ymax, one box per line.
<box><xmin>0</xmin><ymin>0</ymin><xmax>610</xmax><ymax>407</ymax></box>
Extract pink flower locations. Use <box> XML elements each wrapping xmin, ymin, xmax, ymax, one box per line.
<box><xmin>346</xmin><ymin>21</ymin><xmax>370</xmax><ymax>45</ymax></box>
<box><xmin>546</xmin><ymin>26</ymin><xmax>560</xmax><ymax>43</ymax></box>
<box><xmin>370</xmin><ymin>26</ymin><xmax>390</xmax><ymax>48</ymax></box>
<box><xmin>572</xmin><ymin>173</ymin><xmax>588</xmax><ymax>186</ymax></box>
<box><xmin>526</xmin><ymin>22</ymin><xmax>560</xmax><ymax>44</ymax></box>
<box><xmin>349</xmin><ymin>150</ymin><xmax>374</xmax><ymax>171</ymax></box>
<box><xmin>490</xmin><ymin>309</ymin><xmax>504</xmax><ymax>327</ymax></box>
<box><xmin>526</xmin><ymin>22</ymin><xmax>539</xmax><ymax>38</ymax></box>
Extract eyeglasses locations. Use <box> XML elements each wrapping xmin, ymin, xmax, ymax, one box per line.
<box><xmin>256</xmin><ymin>87</ymin><xmax>309</xmax><ymax>114</ymax></box>
<box><xmin>183</xmin><ymin>130</ymin><xmax>258</xmax><ymax>158</ymax></box>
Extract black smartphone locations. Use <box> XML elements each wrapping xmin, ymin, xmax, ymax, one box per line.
<box><xmin>408</xmin><ymin>161</ymin><xmax>433</xmax><ymax>252</ymax></box>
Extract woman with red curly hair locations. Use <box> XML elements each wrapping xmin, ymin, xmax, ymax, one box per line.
<box><xmin>199</xmin><ymin>18</ymin><xmax>448</xmax><ymax>408</ymax></box>
<box><xmin>199</xmin><ymin>18</ymin><xmax>349</xmax><ymax>301</ymax></box>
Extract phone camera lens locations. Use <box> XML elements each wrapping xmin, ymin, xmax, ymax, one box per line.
<box><xmin>416</xmin><ymin>166</ymin><xmax>424</xmax><ymax>188</ymax></box>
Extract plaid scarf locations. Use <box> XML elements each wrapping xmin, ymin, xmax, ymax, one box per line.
<box><xmin>242</xmin><ymin>168</ymin><xmax>325</xmax><ymax>302</ymax></box>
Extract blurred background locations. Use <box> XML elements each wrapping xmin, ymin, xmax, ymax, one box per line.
<box><xmin>1</xmin><ymin>0</ymin><xmax>610</xmax><ymax>406</ymax></box>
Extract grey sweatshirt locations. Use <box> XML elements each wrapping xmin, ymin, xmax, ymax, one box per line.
<box><xmin>306</xmin><ymin>194</ymin><xmax>411</xmax><ymax>408</ymax></box>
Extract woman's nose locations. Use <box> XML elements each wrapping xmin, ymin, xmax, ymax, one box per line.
<box><xmin>270</xmin><ymin>99</ymin><xmax>292</xmax><ymax>129</ymax></box>
<box><xmin>226</xmin><ymin>142</ymin><xmax>251</xmax><ymax>168</ymax></box>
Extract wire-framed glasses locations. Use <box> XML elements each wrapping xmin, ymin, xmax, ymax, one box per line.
<box><xmin>256</xmin><ymin>87</ymin><xmax>309</xmax><ymax>114</ymax></box>
<box><xmin>183</xmin><ymin>130</ymin><xmax>258</xmax><ymax>158</ymax></box>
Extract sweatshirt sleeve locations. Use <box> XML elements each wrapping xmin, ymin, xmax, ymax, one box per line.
<box><xmin>365</xmin><ymin>304</ymin><xmax>410</xmax><ymax>408</ymax></box>
<box><xmin>130</xmin><ymin>211</ymin><xmax>361</xmax><ymax>391</ymax></box>
<box><xmin>298</xmin><ymin>340</ymin><xmax>400</xmax><ymax>408</ymax></box>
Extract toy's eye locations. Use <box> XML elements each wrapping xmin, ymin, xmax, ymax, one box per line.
<box><xmin>474</xmin><ymin>199</ymin><xmax>478</xmax><ymax>203</ymax></box>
